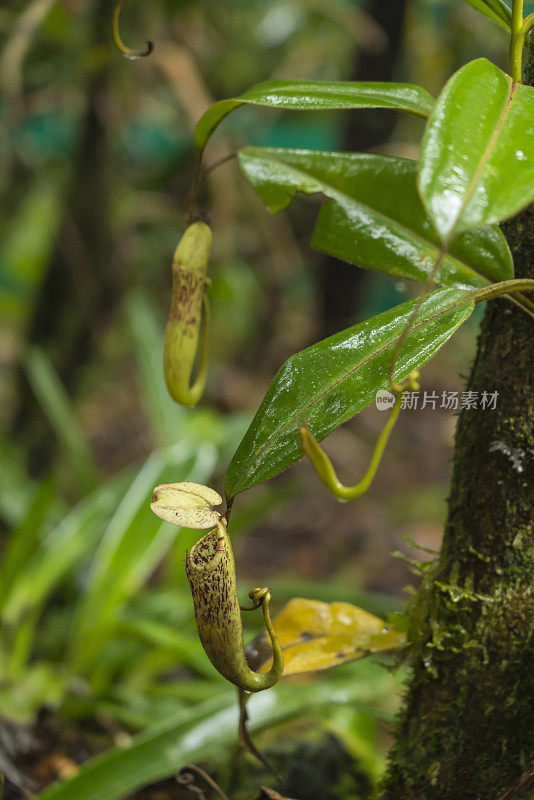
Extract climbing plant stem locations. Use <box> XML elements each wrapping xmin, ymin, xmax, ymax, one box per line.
<box><xmin>511</xmin><ymin>0</ymin><xmax>525</xmax><ymax>81</ymax></box>
<box><xmin>473</xmin><ymin>278</ymin><xmax>534</xmax><ymax>303</ymax></box>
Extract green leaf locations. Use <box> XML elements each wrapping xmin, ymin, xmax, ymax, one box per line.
<box><xmin>195</xmin><ymin>81</ymin><xmax>435</xmax><ymax>149</ymax></box>
<box><xmin>0</xmin><ymin>182</ymin><xmax>62</xmax><ymax>330</ymax></box>
<box><xmin>116</xmin><ymin>618</ymin><xmax>216</xmax><ymax>680</ymax></box>
<box><xmin>24</xmin><ymin>348</ymin><xmax>99</xmax><ymax>493</ymax></box>
<box><xmin>1</xmin><ymin>475</ymin><xmax>131</xmax><ymax>626</ymax></box>
<box><xmin>0</xmin><ymin>479</ymin><xmax>56</xmax><ymax>610</ymax></box>
<box><xmin>35</xmin><ymin>698</ymin><xmax>235</xmax><ymax>800</ymax></box>
<box><xmin>419</xmin><ymin>58</ymin><xmax>534</xmax><ymax>243</ymax></box>
<box><xmin>0</xmin><ymin>662</ymin><xmax>66</xmax><ymax>724</ymax></box>
<box><xmin>461</xmin><ymin>0</ymin><xmax>511</xmax><ymax>30</ymax></box>
<box><xmin>69</xmin><ymin>445</ymin><xmax>216</xmax><ymax>679</ymax></box>
<box><xmin>225</xmin><ymin>288</ymin><xmax>474</xmax><ymax>496</ymax></box>
<box><xmin>238</xmin><ymin>147</ymin><xmax>513</xmax><ymax>289</ymax></box>
<box><xmin>126</xmin><ymin>291</ymin><xmax>186</xmax><ymax>445</ymax></box>
<box><xmin>35</xmin><ymin>673</ymin><xmax>399</xmax><ymax>800</ymax></box>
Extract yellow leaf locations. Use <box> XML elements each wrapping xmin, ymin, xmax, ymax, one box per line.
<box><xmin>246</xmin><ymin>598</ymin><xmax>405</xmax><ymax>677</ymax></box>
<box><xmin>150</xmin><ymin>482</ymin><xmax>222</xmax><ymax>529</ymax></box>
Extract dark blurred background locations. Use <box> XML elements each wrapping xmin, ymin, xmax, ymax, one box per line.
<box><xmin>0</xmin><ymin>0</ymin><xmax>521</xmax><ymax>795</ymax></box>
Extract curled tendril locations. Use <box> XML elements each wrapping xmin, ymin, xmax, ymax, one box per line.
<box><xmin>238</xmin><ymin>689</ymin><xmax>286</xmax><ymax>789</ymax></box>
<box><xmin>112</xmin><ymin>0</ymin><xmax>153</xmax><ymax>60</ymax></box>
<box><xmin>299</xmin><ymin>370</ymin><xmax>420</xmax><ymax>501</ymax></box>
<box><xmin>177</xmin><ymin>765</ymin><xmax>230</xmax><ymax>800</ymax></box>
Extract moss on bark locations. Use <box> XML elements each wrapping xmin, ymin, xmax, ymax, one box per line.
<box><xmin>381</xmin><ymin>48</ymin><xmax>534</xmax><ymax>800</ymax></box>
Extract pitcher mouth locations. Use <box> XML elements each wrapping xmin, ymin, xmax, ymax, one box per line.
<box><xmin>188</xmin><ymin>528</ymin><xmax>216</xmax><ymax>567</ymax></box>
<box><xmin>186</xmin><ymin>521</ymin><xmax>227</xmax><ymax>574</ymax></box>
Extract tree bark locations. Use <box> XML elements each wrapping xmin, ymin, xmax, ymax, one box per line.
<box><xmin>381</xmin><ymin>46</ymin><xmax>534</xmax><ymax>800</ymax></box>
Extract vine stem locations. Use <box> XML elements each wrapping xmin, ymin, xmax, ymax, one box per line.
<box><xmin>238</xmin><ymin>690</ymin><xmax>286</xmax><ymax>790</ymax></box>
<box><xmin>186</xmin><ymin>151</ymin><xmax>236</xmax><ymax>224</ymax></box>
<box><xmin>388</xmin><ymin>278</ymin><xmax>534</xmax><ymax>392</ymax></box>
<box><xmin>472</xmin><ymin>277</ymin><xmax>534</xmax><ymax>303</ymax></box>
<box><xmin>387</xmin><ymin>250</ymin><xmax>446</xmax><ymax>388</ymax></box>
<box><xmin>187</xmin><ymin>150</ymin><xmax>204</xmax><ymax>225</ymax></box>
<box><xmin>503</xmin><ymin>291</ymin><xmax>534</xmax><ymax>319</ymax></box>
<box><xmin>511</xmin><ymin>12</ymin><xmax>534</xmax><ymax>84</ymax></box>
<box><xmin>177</xmin><ymin>765</ymin><xmax>231</xmax><ymax>800</ymax></box>
<box><xmin>511</xmin><ymin>0</ymin><xmax>525</xmax><ymax>82</ymax></box>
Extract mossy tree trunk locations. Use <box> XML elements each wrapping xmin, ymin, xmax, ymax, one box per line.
<box><xmin>381</xmin><ymin>47</ymin><xmax>534</xmax><ymax>800</ymax></box>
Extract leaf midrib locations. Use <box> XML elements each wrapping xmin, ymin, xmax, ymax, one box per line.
<box><xmin>445</xmin><ymin>73</ymin><xmax>516</xmax><ymax>244</ymax></box>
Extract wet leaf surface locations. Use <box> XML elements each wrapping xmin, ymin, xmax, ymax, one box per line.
<box><xmin>238</xmin><ymin>147</ymin><xmax>513</xmax><ymax>289</ymax></box>
<box><xmin>195</xmin><ymin>80</ymin><xmax>435</xmax><ymax>149</ymax></box>
<box><xmin>419</xmin><ymin>59</ymin><xmax>534</xmax><ymax>242</ymax></box>
<box><xmin>225</xmin><ymin>288</ymin><xmax>474</xmax><ymax>496</ymax></box>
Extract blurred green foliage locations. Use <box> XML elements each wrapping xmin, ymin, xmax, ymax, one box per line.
<box><xmin>0</xmin><ymin>1</ymin><xmax>517</xmax><ymax>797</ymax></box>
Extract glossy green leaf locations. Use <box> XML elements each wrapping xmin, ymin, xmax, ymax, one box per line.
<box><xmin>419</xmin><ymin>58</ymin><xmax>534</xmax><ymax>243</ymax></box>
<box><xmin>238</xmin><ymin>147</ymin><xmax>513</xmax><ymax>289</ymax></box>
<box><xmin>461</xmin><ymin>0</ymin><xmax>511</xmax><ymax>30</ymax></box>
<box><xmin>226</xmin><ymin>288</ymin><xmax>474</xmax><ymax>496</ymax></box>
<box><xmin>195</xmin><ymin>81</ymin><xmax>435</xmax><ymax>149</ymax></box>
